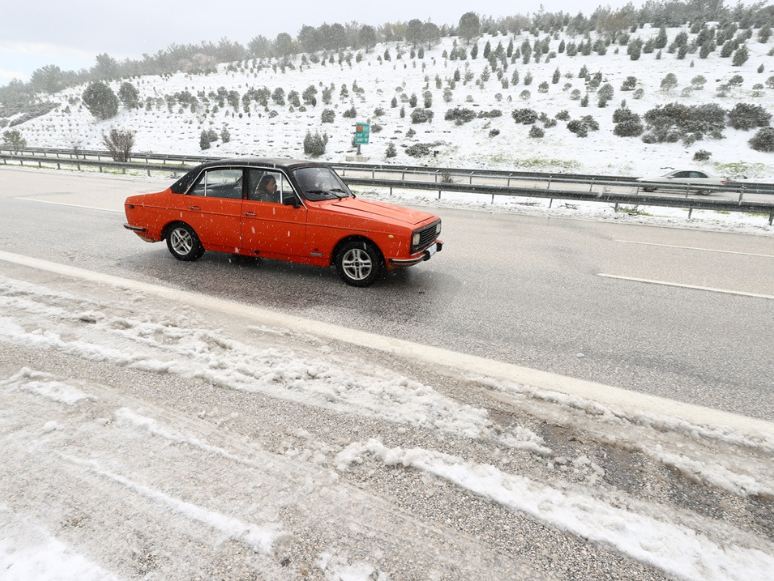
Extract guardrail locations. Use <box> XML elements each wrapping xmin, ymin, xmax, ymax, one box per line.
<box><xmin>7</xmin><ymin>146</ymin><xmax>774</xmax><ymax>192</ymax></box>
<box><xmin>2</xmin><ymin>150</ymin><xmax>773</xmax><ymax>224</ymax></box>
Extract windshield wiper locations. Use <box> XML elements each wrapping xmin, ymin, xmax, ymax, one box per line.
<box><xmin>305</xmin><ymin>189</ymin><xmax>338</xmax><ymax>199</ymax></box>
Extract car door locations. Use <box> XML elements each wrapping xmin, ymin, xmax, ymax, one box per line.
<box><xmin>671</xmin><ymin>171</ymin><xmax>691</xmax><ymax>184</ymax></box>
<box><xmin>183</xmin><ymin>167</ymin><xmax>244</xmax><ymax>251</ymax></box>
<box><xmin>241</xmin><ymin>169</ymin><xmax>307</xmax><ymax>258</ymax></box>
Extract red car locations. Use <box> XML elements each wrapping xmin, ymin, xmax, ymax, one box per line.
<box><xmin>124</xmin><ymin>158</ymin><xmax>442</xmax><ymax>287</ymax></box>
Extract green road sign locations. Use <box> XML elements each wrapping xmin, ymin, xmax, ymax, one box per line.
<box><xmin>354</xmin><ymin>122</ymin><xmax>370</xmax><ymax>145</ymax></box>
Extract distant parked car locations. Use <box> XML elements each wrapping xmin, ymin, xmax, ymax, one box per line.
<box><xmin>637</xmin><ymin>170</ymin><xmax>729</xmax><ymax>194</ymax></box>
<box><xmin>124</xmin><ymin>158</ymin><xmax>442</xmax><ymax>287</ymax></box>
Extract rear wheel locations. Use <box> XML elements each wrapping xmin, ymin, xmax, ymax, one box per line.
<box><xmin>335</xmin><ymin>240</ymin><xmax>382</xmax><ymax>287</ymax></box>
<box><xmin>166</xmin><ymin>223</ymin><xmax>204</xmax><ymax>261</ymax></box>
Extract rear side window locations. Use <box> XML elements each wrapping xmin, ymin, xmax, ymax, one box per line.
<box><xmin>189</xmin><ymin>169</ymin><xmax>243</xmax><ymax>199</ymax></box>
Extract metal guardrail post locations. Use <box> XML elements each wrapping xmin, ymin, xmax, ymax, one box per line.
<box><xmin>589</xmin><ymin>178</ymin><xmax>594</xmax><ymax>192</ymax></box>
<box><xmin>547</xmin><ymin>175</ymin><xmax>552</xmax><ymax>190</ymax></box>
<box><xmin>470</xmin><ymin>172</ymin><xmax>474</xmax><ymax>185</ymax></box>
<box><xmin>739</xmin><ymin>187</ymin><xmax>745</xmax><ymax>203</ymax></box>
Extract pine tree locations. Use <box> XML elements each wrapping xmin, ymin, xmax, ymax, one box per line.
<box><xmin>552</xmin><ymin>68</ymin><xmax>560</xmax><ymax>84</ymax></box>
<box><xmin>732</xmin><ymin>45</ymin><xmax>749</xmax><ymax>66</ymax></box>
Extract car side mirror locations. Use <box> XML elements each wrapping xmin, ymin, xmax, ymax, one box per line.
<box><xmin>283</xmin><ymin>196</ymin><xmax>301</xmax><ymax>208</ymax></box>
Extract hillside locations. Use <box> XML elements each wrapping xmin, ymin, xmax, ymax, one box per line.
<box><xmin>4</xmin><ymin>24</ymin><xmax>774</xmax><ymax>179</ymax></box>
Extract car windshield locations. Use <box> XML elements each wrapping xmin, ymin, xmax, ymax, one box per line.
<box><xmin>293</xmin><ymin>167</ymin><xmax>353</xmax><ymax>201</ymax></box>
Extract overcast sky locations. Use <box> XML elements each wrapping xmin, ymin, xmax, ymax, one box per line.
<box><xmin>0</xmin><ymin>0</ymin><xmax>767</xmax><ymax>84</ymax></box>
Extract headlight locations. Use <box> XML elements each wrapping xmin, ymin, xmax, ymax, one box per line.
<box><xmin>436</xmin><ymin>221</ymin><xmax>442</xmax><ymax>235</ymax></box>
<box><xmin>412</xmin><ymin>233</ymin><xmax>421</xmax><ymax>246</ymax></box>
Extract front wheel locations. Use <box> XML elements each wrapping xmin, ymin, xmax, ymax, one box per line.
<box><xmin>166</xmin><ymin>223</ymin><xmax>204</xmax><ymax>261</ymax></box>
<box><xmin>335</xmin><ymin>240</ymin><xmax>382</xmax><ymax>287</ymax></box>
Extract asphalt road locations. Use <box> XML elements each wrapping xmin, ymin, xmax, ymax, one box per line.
<box><xmin>2</xmin><ymin>166</ymin><xmax>773</xmax><ymax>421</ymax></box>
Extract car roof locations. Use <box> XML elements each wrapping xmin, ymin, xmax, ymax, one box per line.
<box><xmin>197</xmin><ymin>157</ymin><xmax>331</xmax><ymax>171</ymax></box>
<box><xmin>169</xmin><ymin>158</ymin><xmax>334</xmax><ymax>193</ymax></box>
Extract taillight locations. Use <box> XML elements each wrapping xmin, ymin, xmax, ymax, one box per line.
<box><xmin>721</xmin><ymin>180</ymin><xmax>727</xmax><ymax>185</ymax></box>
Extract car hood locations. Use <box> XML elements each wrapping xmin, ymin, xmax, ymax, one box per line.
<box><xmin>318</xmin><ymin>197</ymin><xmax>435</xmax><ymax>226</ymax></box>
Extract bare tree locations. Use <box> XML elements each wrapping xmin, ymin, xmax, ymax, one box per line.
<box><xmin>102</xmin><ymin>128</ymin><xmax>135</xmax><ymax>162</ymax></box>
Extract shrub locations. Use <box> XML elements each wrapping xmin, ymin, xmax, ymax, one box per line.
<box><xmin>538</xmin><ymin>81</ymin><xmax>549</xmax><ymax>93</ymax></box>
<box><xmin>272</xmin><ymin>87</ymin><xmax>285</xmax><ymax>106</ymax></box>
<box><xmin>373</xmin><ymin>107</ymin><xmax>385</xmax><ymax>117</ymax></box>
<box><xmin>321</xmin><ymin>108</ymin><xmax>335</xmax><ymax>123</ymax></box>
<box><xmin>728</xmin><ymin>103</ymin><xmax>772</xmax><ymax>130</ymax></box>
<box><xmin>372</xmin><ymin>123</ymin><xmax>383</xmax><ymax>133</ymax></box>
<box><xmin>303</xmin><ymin>131</ymin><xmax>328</xmax><ymax>156</ymax></box>
<box><xmin>386</xmin><ymin>142</ymin><xmax>397</xmax><ymax>158</ymax></box>
<box><xmin>642</xmin><ymin>102</ymin><xmax>728</xmax><ymax>143</ymax></box>
<box><xmin>444</xmin><ymin>107</ymin><xmax>477</xmax><ymax>124</ymax></box>
<box><xmin>221</xmin><ymin>127</ymin><xmax>230</xmax><ymax>143</ymax></box>
<box><xmin>489</xmin><ymin>128</ymin><xmax>500</xmax><ymax>137</ymax></box>
<box><xmin>660</xmin><ymin>73</ymin><xmax>678</xmax><ymax>92</ymax></box>
<box><xmin>102</xmin><ymin>128</ymin><xmax>135</xmax><ymax>161</ymax></box>
<box><xmin>691</xmin><ymin>75</ymin><xmax>707</xmax><ymax>89</ymax></box>
<box><xmin>82</xmin><ymin>82</ymin><xmax>118</xmax><ymax>120</ymax></box>
<box><xmin>570</xmin><ymin>89</ymin><xmax>581</xmax><ymax>100</ymax></box>
<box><xmin>478</xmin><ymin>109</ymin><xmax>502</xmax><ymax>118</ymax></box>
<box><xmin>612</xmin><ymin>106</ymin><xmax>644</xmax><ymax>137</ymax></box>
<box><xmin>749</xmin><ymin>127</ymin><xmax>774</xmax><ymax>151</ymax></box>
<box><xmin>406</xmin><ymin>128</ymin><xmax>416</xmax><ymax>138</ymax></box>
<box><xmin>520</xmin><ymin>90</ymin><xmax>531</xmax><ymax>100</ymax></box>
<box><xmin>732</xmin><ymin>45</ymin><xmax>749</xmax><ymax>66</ymax></box>
<box><xmin>633</xmin><ymin>88</ymin><xmax>644</xmax><ymax>99</ymax></box>
<box><xmin>567</xmin><ymin>119</ymin><xmax>588</xmax><ymax>137</ymax></box>
<box><xmin>512</xmin><ymin>108</ymin><xmax>538</xmax><ymax>124</ymax></box>
<box><xmin>342</xmin><ymin>106</ymin><xmax>357</xmax><ymax>118</ymax></box>
<box><xmin>529</xmin><ymin>125</ymin><xmax>545</xmax><ymax>138</ymax></box>
<box><xmin>411</xmin><ymin>108</ymin><xmax>434</xmax><ymax>123</ymax></box>
<box><xmin>118</xmin><ymin>82</ymin><xmax>140</xmax><ymax>109</ymax></box>
<box><xmin>693</xmin><ymin>149</ymin><xmax>711</xmax><ymax>161</ymax></box>
<box><xmin>621</xmin><ymin>76</ymin><xmax>637</xmax><ymax>91</ymax></box>
<box><xmin>199</xmin><ymin>130</ymin><xmax>211</xmax><ymax>150</ymax></box>
<box><xmin>728</xmin><ymin>75</ymin><xmax>744</xmax><ymax>87</ymax></box>
<box><xmin>2</xmin><ymin>129</ymin><xmax>26</xmax><ymax>152</ymax></box>
<box><xmin>524</xmin><ymin>72</ymin><xmax>533</xmax><ymax>85</ymax></box>
<box><xmin>405</xmin><ymin>143</ymin><xmax>432</xmax><ymax>157</ymax></box>
<box><xmin>555</xmin><ymin>110</ymin><xmax>570</xmax><ymax>121</ymax></box>
<box><xmin>580</xmin><ymin>94</ymin><xmax>589</xmax><ymax>107</ymax></box>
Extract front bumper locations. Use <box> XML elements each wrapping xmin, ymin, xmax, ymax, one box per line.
<box><xmin>388</xmin><ymin>240</ymin><xmax>443</xmax><ymax>267</ymax></box>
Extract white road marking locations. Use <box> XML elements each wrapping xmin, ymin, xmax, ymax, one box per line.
<box><xmin>598</xmin><ymin>273</ymin><xmax>774</xmax><ymax>301</ymax></box>
<box><xmin>1</xmin><ymin>249</ymin><xmax>773</xmax><ymax>437</ymax></box>
<box><xmin>13</xmin><ymin>197</ymin><xmax>123</xmax><ymax>212</ymax></box>
<box><xmin>614</xmin><ymin>239</ymin><xmax>774</xmax><ymax>258</ymax></box>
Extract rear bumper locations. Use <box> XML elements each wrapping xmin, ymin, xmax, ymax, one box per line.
<box><xmin>123</xmin><ymin>224</ymin><xmax>146</xmax><ymax>232</ymax></box>
<box><xmin>389</xmin><ymin>240</ymin><xmax>443</xmax><ymax>267</ymax></box>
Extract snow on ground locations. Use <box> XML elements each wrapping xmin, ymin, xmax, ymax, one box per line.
<box><xmin>8</xmin><ymin>25</ymin><xmax>774</xmax><ymax>180</ymax></box>
<box><xmin>1</xmin><ymin>261</ymin><xmax>773</xmax><ymax>580</ymax></box>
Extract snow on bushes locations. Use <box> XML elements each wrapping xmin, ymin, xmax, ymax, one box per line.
<box><xmin>444</xmin><ymin>107</ymin><xmax>477</xmax><ymax>124</ymax></box>
<box><xmin>727</xmin><ymin>103</ymin><xmax>771</xmax><ymax>130</ymax></box>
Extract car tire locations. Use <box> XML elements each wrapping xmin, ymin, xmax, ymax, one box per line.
<box><xmin>335</xmin><ymin>240</ymin><xmax>382</xmax><ymax>287</ymax></box>
<box><xmin>166</xmin><ymin>223</ymin><xmax>204</xmax><ymax>261</ymax></box>
<box><xmin>642</xmin><ymin>187</ymin><xmax>656</xmax><ymax>192</ymax></box>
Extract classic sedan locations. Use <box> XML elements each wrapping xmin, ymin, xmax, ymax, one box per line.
<box><xmin>637</xmin><ymin>170</ymin><xmax>729</xmax><ymax>194</ymax></box>
<box><xmin>124</xmin><ymin>158</ymin><xmax>442</xmax><ymax>287</ymax></box>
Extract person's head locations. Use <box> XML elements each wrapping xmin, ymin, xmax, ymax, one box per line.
<box><xmin>258</xmin><ymin>174</ymin><xmax>277</xmax><ymax>193</ymax></box>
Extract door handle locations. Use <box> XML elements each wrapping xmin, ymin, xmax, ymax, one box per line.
<box><xmin>189</xmin><ymin>205</ymin><xmax>201</xmax><ymax>210</ymax></box>
<box><xmin>244</xmin><ymin>212</ymin><xmax>256</xmax><ymax>216</ymax></box>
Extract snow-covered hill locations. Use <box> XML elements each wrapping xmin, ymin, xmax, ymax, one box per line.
<box><xmin>7</xmin><ymin>24</ymin><xmax>774</xmax><ymax>179</ymax></box>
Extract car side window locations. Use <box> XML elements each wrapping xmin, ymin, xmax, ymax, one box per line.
<box><xmin>673</xmin><ymin>171</ymin><xmax>689</xmax><ymax>178</ymax></box>
<box><xmin>247</xmin><ymin>170</ymin><xmax>299</xmax><ymax>205</ymax></box>
<box><xmin>189</xmin><ymin>169</ymin><xmax>243</xmax><ymax>199</ymax></box>
<box><xmin>692</xmin><ymin>172</ymin><xmax>706</xmax><ymax>178</ymax></box>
